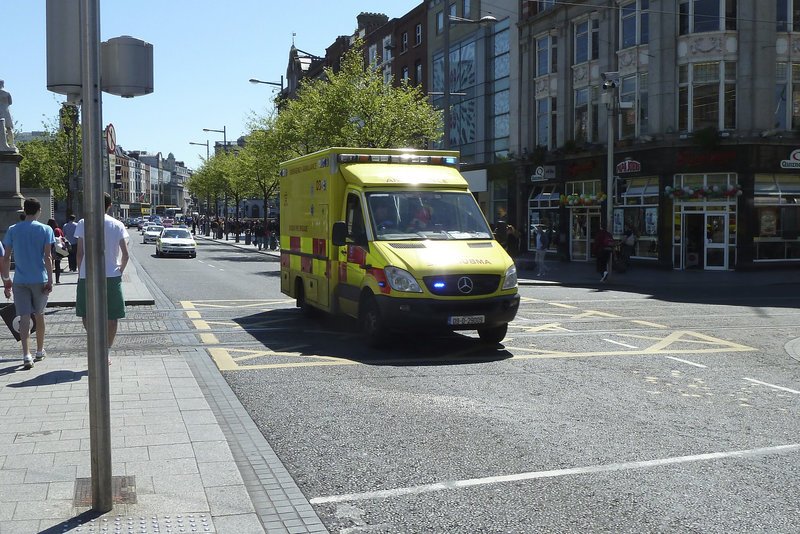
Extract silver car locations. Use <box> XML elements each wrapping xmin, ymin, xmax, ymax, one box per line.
<box><xmin>142</xmin><ymin>225</ymin><xmax>163</xmax><ymax>244</ymax></box>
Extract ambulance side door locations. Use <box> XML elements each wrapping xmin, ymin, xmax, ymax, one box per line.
<box><xmin>336</xmin><ymin>191</ymin><xmax>368</xmax><ymax>318</ymax></box>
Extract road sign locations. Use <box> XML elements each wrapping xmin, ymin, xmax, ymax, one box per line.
<box><xmin>105</xmin><ymin>123</ymin><xmax>116</xmax><ymax>153</ymax></box>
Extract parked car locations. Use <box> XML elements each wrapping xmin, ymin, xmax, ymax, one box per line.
<box><xmin>142</xmin><ymin>225</ymin><xmax>164</xmax><ymax>244</ymax></box>
<box><xmin>156</xmin><ymin>228</ymin><xmax>196</xmax><ymax>258</ymax></box>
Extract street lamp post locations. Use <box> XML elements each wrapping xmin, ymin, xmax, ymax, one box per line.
<box><xmin>249</xmin><ymin>76</ymin><xmax>284</xmax><ymax>91</ymax></box>
<box><xmin>189</xmin><ymin>140</ymin><xmax>209</xmax><ymax>160</ymax></box>
<box><xmin>442</xmin><ymin>14</ymin><xmax>497</xmax><ymax>149</ymax></box>
<box><xmin>203</xmin><ymin>126</ymin><xmax>227</xmax><ymax>154</ymax></box>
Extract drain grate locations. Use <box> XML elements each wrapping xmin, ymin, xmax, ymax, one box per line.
<box><xmin>74</xmin><ymin>475</ymin><xmax>137</xmax><ymax>506</ymax></box>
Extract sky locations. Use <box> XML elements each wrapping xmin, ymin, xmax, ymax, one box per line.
<box><xmin>5</xmin><ymin>1</ymin><xmax>423</xmax><ymax>171</ymax></box>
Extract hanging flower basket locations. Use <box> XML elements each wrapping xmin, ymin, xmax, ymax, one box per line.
<box><xmin>560</xmin><ymin>192</ymin><xmax>608</xmax><ymax>206</ymax></box>
<box><xmin>664</xmin><ymin>184</ymin><xmax>742</xmax><ymax>200</ymax></box>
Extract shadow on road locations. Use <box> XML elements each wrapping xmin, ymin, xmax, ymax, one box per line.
<box><xmin>233</xmin><ymin>309</ymin><xmax>513</xmax><ymax>366</ymax></box>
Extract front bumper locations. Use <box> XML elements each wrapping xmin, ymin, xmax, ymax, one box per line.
<box><xmin>373</xmin><ymin>292</ymin><xmax>520</xmax><ymax>332</ymax></box>
<box><xmin>160</xmin><ymin>245</ymin><xmax>195</xmax><ymax>256</ymax></box>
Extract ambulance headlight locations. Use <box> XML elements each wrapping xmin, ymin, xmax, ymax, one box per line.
<box><xmin>384</xmin><ymin>266</ymin><xmax>422</xmax><ymax>293</ymax></box>
<box><xmin>501</xmin><ymin>264</ymin><xmax>518</xmax><ymax>290</ymax></box>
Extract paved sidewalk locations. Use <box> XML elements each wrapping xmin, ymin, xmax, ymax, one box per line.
<box><xmin>0</xmin><ymin>256</ymin><xmax>327</xmax><ymax>533</ymax></box>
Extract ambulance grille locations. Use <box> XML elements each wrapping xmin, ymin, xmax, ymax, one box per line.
<box><xmin>423</xmin><ymin>274</ymin><xmax>500</xmax><ymax>296</ymax></box>
<box><xmin>389</xmin><ymin>243</ymin><xmax>427</xmax><ymax>249</ymax></box>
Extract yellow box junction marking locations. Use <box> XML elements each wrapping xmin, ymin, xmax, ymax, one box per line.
<box><xmin>632</xmin><ymin>320</ymin><xmax>668</xmax><ymax>329</ymax></box>
<box><xmin>514</xmin><ymin>330</ymin><xmax>756</xmax><ymax>360</ymax></box>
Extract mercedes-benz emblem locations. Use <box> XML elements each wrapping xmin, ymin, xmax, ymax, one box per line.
<box><xmin>457</xmin><ymin>276</ymin><xmax>474</xmax><ymax>294</ymax></box>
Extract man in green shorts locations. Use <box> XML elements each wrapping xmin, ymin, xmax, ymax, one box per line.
<box><xmin>75</xmin><ymin>193</ymin><xmax>129</xmax><ymax>363</ymax></box>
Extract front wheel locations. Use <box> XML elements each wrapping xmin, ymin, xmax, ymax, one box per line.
<box><xmin>477</xmin><ymin>323</ymin><xmax>508</xmax><ymax>345</ymax></box>
<box><xmin>359</xmin><ymin>295</ymin><xmax>387</xmax><ymax>348</ymax></box>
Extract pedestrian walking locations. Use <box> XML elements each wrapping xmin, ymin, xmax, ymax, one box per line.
<box><xmin>0</xmin><ymin>197</ymin><xmax>55</xmax><ymax>369</ymax></box>
<box><xmin>594</xmin><ymin>225</ymin><xmax>614</xmax><ymax>282</ymax></box>
<box><xmin>534</xmin><ymin>224</ymin><xmax>550</xmax><ymax>276</ymax></box>
<box><xmin>75</xmin><ymin>193</ymin><xmax>130</xmax><ymax>365</ymax></box>
<box><xmin>46</xmin><ymin>219</ymin><xmax>65</xmax><ymax>284</ymax></box>
<box><xmin>63</xmin><ymin>214</ymin><xmax>78</xmax><ymax>271</ymax></box>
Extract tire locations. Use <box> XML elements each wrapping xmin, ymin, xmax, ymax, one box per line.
<box><xmin>295</xmin><ymin>279</ymin><xmax>315</xmax><ymax>318</ymax></box>
<box><xmin>477</xmin><ymin>323</ymin><xmax>508</xmax><ymax>345</ymax></box>
<box><xmin>359</xmin><ymin>295</ymin><xmax>387</xmax><ymax>348</ymax></box>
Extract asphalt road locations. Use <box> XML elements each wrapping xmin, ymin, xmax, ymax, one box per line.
<box><xmin>132</xmin><ymin>235</ymin><xmax>800</xmax><ymax>533</ymax></box>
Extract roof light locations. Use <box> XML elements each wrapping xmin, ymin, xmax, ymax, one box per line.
<box><xmin>336</xmin><ymin>154</ymin><xmax>458</xmax><ymax>166</ymax></box>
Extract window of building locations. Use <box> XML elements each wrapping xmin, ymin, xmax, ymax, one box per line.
<box><xmin>490</xmin><ymin>26</ymin><xmax>510</xmax><ymax>159</ymax></box>
<box><xmin>534</xmin><ymin>96</ymin><xmax>558</xmax><ymax>149</ymax></box>
<box><xmin>436</xmin><ymin>11</ymin><xmax>444</xmax><ymax>34</ymax></box>
<box><xmin>432</xmin><ymin>40</ymin><xmax>477</xmax><ymax>149</ymax></box>
<box><xmin>679</xmin><ymin>0</ymin><xmax>736</xmax><ymax>34</ymax></box>
<box><xmin>536</xmin><ymin>98</ymin><xmax>550</xmax><ymax>148</ymax></box>
<box><xmin>382</xmin><ymin>36</ymin><xmax>392</xmax><ymax>64</ymax></box>
<box><xmin>402</xmin><ymin>66</ymin><xmax>409</xmax><ymax>83</ymax></box>
<box><xmin>574</xmin><ymin>87</ymin><xmax>598</xmax><ymax>143</ymax></box>
<box><xmin>416</xmin><ymin>23</ymin><xmax>423</xmax><ymax>45</ymax></box>
<box><xmin>574</xmin><ymin>18</ymin><xmax>599</xmax><ymax>64</ymax></box>
<box><xmin>620</xmin><ymin>73</ymin><xmax>648</xmax><ymax>138</ymax></box>
<box><xmin>450</xmin><ymin>2</ymin><xmax>456</xmax><ymax>19</ymax></box>
<box><xmin>774</xmin><ymin>62</ymin><xmax>800</xmax><ymax>130</ymax></box>
<box><xmin>415</xmin><ymin>60</ymin><xmax>423</xmax><ymax>85</ymax></box>
<box><xmin>463</xmin><ymin>0</ymin><xmax>471</xmax><ymax>18</ymax></box>
<box><xmin>384</xmin><ymin>66</ymin><xmax>392</xmax><ymax>86</ymax></box>
<box><xmin>620</xmin><ymin>0</ymin><xmax>649</xmax><ymax>49</ymax></box>
<box><xmin>617</xmin><ymin>177</ymin><xmax>660</xmax><ymax>258</ymax></box>
<box><xmin>776</xmin><ymin>0</ymin><xmax>800</xmax><ymax>31</ymax></box>
<box><xmin>753</xmin><ymin>175</ymin><xmax>800</xmax><ymax>260</ymax></box>
<box><xmin>401</xmin><ymin>32</ymin><xmax>408</xmax><ymax>53</ymax></box>
<box><xmin>678</xmin><ymin>61</ymin><xmax>736</xmax><ymax>132</ymax></box>
<box><xmin>527</xmin><ymin>185</ymin><xmax>560</xmax><ymax>252</ymax></box>
<box><xmin>536</xmin><ymin>34</ymin><xmax>557</xmax><ymax>76</ymax></box>
<box><xmin>368</xmin><ymin>43</ymin><xmax>378</xmax><ymax>66</ymax></box>
<box><xmin>491</xmin><ymin>178</ymin><xmax>508</xmax><ymax>224</ymax></box>
<box><xmin>538</xmin><ymin>0</ymin><xmax>556</xmax><ymax>10</ymax></box>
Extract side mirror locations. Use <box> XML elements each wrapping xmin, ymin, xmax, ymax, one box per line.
<box><xmin>332</xmin><ymin>221</ymin><xmax>347</xmax><ymax>246</ymax></box>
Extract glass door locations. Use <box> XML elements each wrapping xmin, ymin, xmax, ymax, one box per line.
<box><xmin>704</xmin><ymin>213</ymin><xmax>728</xmax><ymax>270</ymax></box>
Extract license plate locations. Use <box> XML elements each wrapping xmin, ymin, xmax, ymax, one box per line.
<box><xmin>448</xmin><ymin>315</ymin><xmax>485</xmax><ymax>326</ymax></box>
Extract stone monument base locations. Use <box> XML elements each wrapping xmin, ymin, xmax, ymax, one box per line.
<box><xmin>0</xmin><ymin>151</ymin><xmax>25</xmax><ymax>242</ymax></box>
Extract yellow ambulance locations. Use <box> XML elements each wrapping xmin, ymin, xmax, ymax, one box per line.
<box><xmin>279</xmin><ymin>147</ymin><xmax>519</xmax><ymax>346</ymax></box>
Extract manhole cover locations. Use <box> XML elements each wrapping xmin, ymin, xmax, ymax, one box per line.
<box><xmin>74</xmin><ymin>475</ymin><xmax>136</xmax><ymax>506</ymax></box>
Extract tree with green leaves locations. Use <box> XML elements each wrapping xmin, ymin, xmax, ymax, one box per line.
<box><xmin>17</xmin><ymin>105</ymin><xmax>83</xmax><ymax>213</ymax></box>
<box><xmin>260</xmin><ymin>38</ymin><xmax>441</xmax><ymax>159</ymax></box>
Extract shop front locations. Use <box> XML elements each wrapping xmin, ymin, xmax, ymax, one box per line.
<box><xmin>563</xmin><ymin>179</ymin><xmax>604</xmax><ymax>261</ymax></box>
<box><xmin>667</xmin><ymin>173</ymin><xmax>740</xmax><ymax>270</ymax></box>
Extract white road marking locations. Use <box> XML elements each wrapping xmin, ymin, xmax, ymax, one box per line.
<box><xmin>743</xmin><ymin>378</ymin><xmax>800</xmax><ymax>395</ymax></box>
<box><xmin>602</xmin><ymin>338</ymin><xmax>638</xmax><ymax>349</ymax></box>
<box><xmin>309</xmin><ymin>443</ymin><xmax>800</xmax><ymax>504</ymax></box>
<box><xmin>665</xmin><ymin>356</ymin><xmax>708</xmax><ymax>369</ymax></box>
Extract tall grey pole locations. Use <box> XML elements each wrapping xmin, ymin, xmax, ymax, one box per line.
<box><xmin>606</xmin><ymin>94</ymin><xmax>615</xmax><ymax>277</ymax></box>
<box><xmin>443</xmin><ymin>15</ymin><xmax>450</xmax><ymax>149</ymax></box>
<box><xmin>80</xmin><ymin>0</ymin><xmax>113</xmax><ymax>512</ymax></box>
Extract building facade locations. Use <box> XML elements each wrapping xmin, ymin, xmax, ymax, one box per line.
<box><xmin>518</xmin><ymin>0</ymin><xmax>800</xmax><ymax>270</ymax></box>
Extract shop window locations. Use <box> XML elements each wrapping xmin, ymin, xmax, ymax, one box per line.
<box><xmin>491</xmin><ymin>178</ymin><xmax>508</xmax><ymax>224</ymax></box>
<box><xmin>620</xmin><ymin>177</ymin><xmax>659</xmax><ymax>259</ymax></box>
<box><xmin>754</xmin><ymin>174</ymin><xmax>800</xmax><ymax>260</ymax></box>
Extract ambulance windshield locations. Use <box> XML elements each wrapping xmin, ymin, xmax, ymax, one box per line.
<box><xmin>367</xmin><ymin>191</ymin><xmax>493</xmax><ymax>240</ymax></box>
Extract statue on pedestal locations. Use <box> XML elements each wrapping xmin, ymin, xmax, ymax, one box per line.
<box><xmin>0</xmin><ymin>79</ymin><xmax>15</xmax><ymax>152</ymax></box>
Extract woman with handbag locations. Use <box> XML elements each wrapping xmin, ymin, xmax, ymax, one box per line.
<box><xmin>47</xmin><ymin>219</ymin><xmax>67</xmax><ymax>284</ymax></box>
